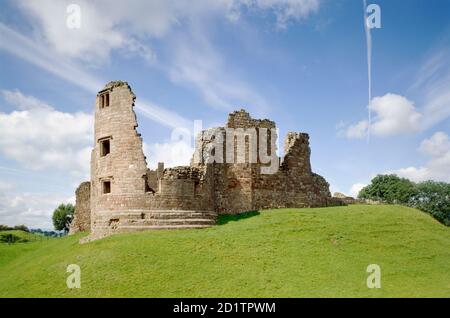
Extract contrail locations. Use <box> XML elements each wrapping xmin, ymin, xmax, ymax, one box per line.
<box><xmin>363</xmin><ymin>0</ymin><xmax>372</xmax><ymax>142</ymax></box>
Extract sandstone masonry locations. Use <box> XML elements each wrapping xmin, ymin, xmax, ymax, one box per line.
<box><xmin>70</xmin><ymin>81</ymin><xmax>342</xmax><ymax>241</ymax></box>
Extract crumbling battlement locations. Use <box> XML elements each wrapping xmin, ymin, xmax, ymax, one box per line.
<box><xmin>71</xmin><ymin>81</ymin><xmax>340</xmax><ymax>241</ymax></box>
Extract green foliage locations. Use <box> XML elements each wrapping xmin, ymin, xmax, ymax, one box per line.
<box><xmin>359</xmin><ymin>175</ymin><xmax>450</xmax><ymax>226</ymax></box>
<box><xmin>358</xmin><ymin>174</ymin><xmax>417</xmax><ymax>204</ymax></box>
<box><xmin>52</xmin><ymin>203</ymin><xmax>75</xmax><ymax>232</ymax></box>
<box><xmin>0</xmin><ymin>206</ymin><xmax>449</xmax><ymax>297</ymax></box>
<box><xmin>409</xmin><ymin>181</ymin><xmax>450</xmax><ymax>226</ymax></box>
<box><xmin>13</xmin><ymin>225</ymin><xmax>29</xmax><ymax>232</ymax></box>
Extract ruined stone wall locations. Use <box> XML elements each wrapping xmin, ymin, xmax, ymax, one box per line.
<box><xmin>69</xmin><ymin>182</ymin><xmax>91</xmax><ymax>234</ymax></box>
<box><xmin>194</xmin><ymin>110</ymin><xmax>336</xmax><ymax>214</ymax></box>
<box><xmin>81</xmin><ymin>83</ymin><xmax>339</xmax><ymax>241</ymax></box>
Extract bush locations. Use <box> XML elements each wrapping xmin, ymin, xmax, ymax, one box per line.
<box><xmin>358</xmin><ymin>174</ymin><xmax>417</xmax><ymax>204</ymax></box>
<box><xmin>0</xmin><ymin>225</ymin><xmax>12</xmax><ymax>231</ymax></box>
<box><xmin>0</xmin><ymin>233</ymin><xmax>26</xmax><ymax>243</ymax></box>
<box><xmin>13</xmin><ymin>225</ymin><xmax>29</xmax><ymax>232</ymax></box>
<box><xmin>359</xmin><ymin>174</ymin><xmax>449</xmax><ymax>226</ymax></box>
<box><xmin>409</xmin><ymin>181</ymin><xmax>450</xmax><ymax>226</ymax></box>
<box><xmin>52</xmin><ymin>203</ymin><xmax>75</xmax><ymax>233</ymax></box>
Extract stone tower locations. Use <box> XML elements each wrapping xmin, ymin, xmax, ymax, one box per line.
<box><xmin>90</xmin><ymin>81</ymin><xmax>150</xmax><ymax>234</ymax></box>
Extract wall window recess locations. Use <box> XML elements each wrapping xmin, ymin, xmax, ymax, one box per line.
<box><xmin>102</xmin><ymin>180</ymin><xmax>111</xmax><ymax>194</ymax></box>
<box><xmin>100</xmin><ymin>93</ymin><xmax>110</xmax><ymax>108</ymax></box>
<box><xmin>99</xmin><ymin>137</ymin><xmax>111</xmax><ymax>157</ymax></box>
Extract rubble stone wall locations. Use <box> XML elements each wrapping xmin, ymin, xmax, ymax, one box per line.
<box><xmin>69</xmin><ymin>182</ymin><xmax>91</xmax><ymax>234</ymax></box>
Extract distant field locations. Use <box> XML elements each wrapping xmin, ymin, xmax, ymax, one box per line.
<box><xmin>0</xmin><ymin>205</ymin><xmax>449</xmax><ymax>297</ymax></box>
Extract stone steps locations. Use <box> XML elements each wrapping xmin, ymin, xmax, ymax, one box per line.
<box><xmin>93</xmin><ymin>209</ymin><xmax>217</xmax><ymax>233</ymax></box>
<box><xmin>119</xmin><ymin>224</ymin><xmax>213</xmax><ymax>231</ymax></box>
<box><xmin>122</xmin><ymin>218</ymin><xmax>216</xmax><ymax>226</ymax></box>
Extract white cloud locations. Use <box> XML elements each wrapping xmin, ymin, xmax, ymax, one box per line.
<box><xmin>0</xmin><ymin>191</ymin><xmax>74</xmax><ymax>229</ymax></box>
<box><xmin>0</xmin><ymin>180</ymin><xmax>14</xmax><ymax>191</ymax></box>
<box><xmin>370</xmin><ymin>94</ymin><xmax>422</xmax><ymax>136</ymax></box>
<box><xmin>0</xmin><ymin>90</ymin><xmax>92</xmax><ymax>175</ymax></box>
<box><xmin>144</xmin><ymin>140</ymin><xmax>194</xmax><ymax>170</ymax></box>
<box><xmin>391</xmin><ymin>132</ymin><xmax>450</xmax><ymax>183</ymax></box>
<box><xmin>249</xmin><ymin>0</ymin><xmax>320</xmax><ymax>28</ymax></box>
<box><xmin>344</xmin><ymin>93</ymin><xmax>422</xmax><ymax>139</ymax></box>
<box><xmin>349</xmin><ymin>183</ymin><xmax>366</xmax><ymax>198</ymax></box>
<box><xmin>345</xmin><ymin>120</ymin><xmax>369</xmax><ymax>139</ymax></box>
<box><xmin>418</xmin><ymin>131</ymin><xmax>450</xmax><ymax>157</ymax></box>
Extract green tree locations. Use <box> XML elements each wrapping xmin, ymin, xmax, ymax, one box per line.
<box><xmin>358</xmin><ymin>174</ymin><xmax>417</xmax><ymax>204</ymax></box>
<box><xmin>409</xmin><ymin>181</ymin><xmax>450</xmax><ymax>226</ymax></box>
<box><xmin>52</xmin><ymin>203</ymin><xmax>75</xmax><ymax>232</ymax></box>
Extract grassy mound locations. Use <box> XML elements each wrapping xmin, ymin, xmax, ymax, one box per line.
<box><xmin>0</xmin><ymin>205</ymin><xmax>449</xmax><ymax>297</ymax></box>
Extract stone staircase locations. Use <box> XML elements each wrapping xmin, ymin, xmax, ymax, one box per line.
<box><xmin>94</xmin><ymin>210</ymin><xmax>217</xmax><ymax>232</ymax></box>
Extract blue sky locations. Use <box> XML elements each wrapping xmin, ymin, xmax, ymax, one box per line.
<box><xmin>0</xmin><ymin>0</ymin><xmax>449</xmax><ymax>229</ymax></box>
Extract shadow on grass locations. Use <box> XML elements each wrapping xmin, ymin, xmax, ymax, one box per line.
<box><xmin>217</xmin><ymin>210</ymin><xmax>260</xmax><ymax>225</ymax></box>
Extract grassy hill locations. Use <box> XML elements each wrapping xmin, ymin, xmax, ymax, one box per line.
<box><xmin>0</xmin><ymin>230</ymin><xmax>48</xmax><ymax>243</ymax></box>
<box><xmin>0</xmin><ymin>205</ymin><xmax>449</xmax><ymax>297</ymax></box>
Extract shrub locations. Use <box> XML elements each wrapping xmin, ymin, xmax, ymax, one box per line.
<box><xmin>0</xmin><ymin>233</ymin><xmax>26</xmax><ymax>243</ymax></box>
<box><xmin>0</xmin><ymin>225</ymin><xmax>12</xmax><ymax>231</ymax></box>
<box><xmin>13</xmin><ymin>225</ymin><xmax>29</xmax><ymax>232</ymax></box>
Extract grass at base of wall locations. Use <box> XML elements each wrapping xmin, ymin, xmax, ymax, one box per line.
<box><xmin>0</xmin><ymin>205</ymin><xmax>449</xmax><ymax>297</ymax></box>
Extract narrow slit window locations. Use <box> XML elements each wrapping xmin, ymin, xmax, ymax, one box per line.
<box><xmin>103</xmin><ymin>181</ymin><xmax>111</xmax><ymax>194</ymax></box>
<box><xmin>100</xmin><ymin>139</ymin><xmax>110</xmax><ymax>157</ymax></box>
<box><xmin>105</xmin><ymin>93</ymin><xmax>109</xmax><ymax>107</ymax></box>
<box><xmin>100</xmin><ymin>95</ymin><xmax>105</xmax><ymax>108</ymax></box>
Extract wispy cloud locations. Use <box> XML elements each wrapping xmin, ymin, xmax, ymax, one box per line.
<box><xmin>167</xmin><ymin>23</ymin><xmax>270</xmax><ymax>115</ymax></box>
<box><xmin>390</xmin><ymin>132</ymin><xmax>450</xmax><ymax>183</ymax></box>
<box><xmin>0</xmin><ymin>22</ymin><xmax>190</xmax><ymax>130</ymax></box>
<box><xmin>340</xmin><ymin>47</ymin><xmax>450</xmax><ymax>140</ymax></box>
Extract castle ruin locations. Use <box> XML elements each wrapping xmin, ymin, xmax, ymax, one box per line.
<box><xmin>69</xmin><ymin>81</ymin><xmax>341</xmax><ymax>241</ymax></box>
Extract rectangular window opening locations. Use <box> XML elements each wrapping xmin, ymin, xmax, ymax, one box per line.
<box><xmin>99</xmin><ymin>93</ymin><xmax>110</xmax><ymax>109</ymax></box>
<box><xmin>103</xmin><ymin>181</ymin><xmax>111</xmax><ymax>194</ymax></box>
<box><xmin>100</xmin><ymin>139</ymin><xmax>110</xmax><ymax>157</ymax></box>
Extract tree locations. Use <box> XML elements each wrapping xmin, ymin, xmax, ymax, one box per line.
<box><xmin>409</xmin><ymin>181</ymin><xmax>450</xmax><ymax>226</ymax></box>
<box><xmin>358</xmin><ymin>174</ymin><xmax>417</xmax><ymax>204</ymax></box>
<box><xmin>52</xmin><ymin>203</ymin><xmax>75</xmax><ymax>232</ymax></box>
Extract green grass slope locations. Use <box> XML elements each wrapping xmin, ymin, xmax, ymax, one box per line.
<box><xmin>0</xmin><ymin>205</ymin><xmax>449</xmax><ymax>298</ymax></box>
<box><xmin>0</xmin><ymin>230</ymin><xmax>48</xmax><ymax>242</ymax></box>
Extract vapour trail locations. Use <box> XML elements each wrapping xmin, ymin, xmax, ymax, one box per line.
<box><xmin>363</xmin><ymin>0</ymin><xmax>372</xmax><ymax>142</ymax></box>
